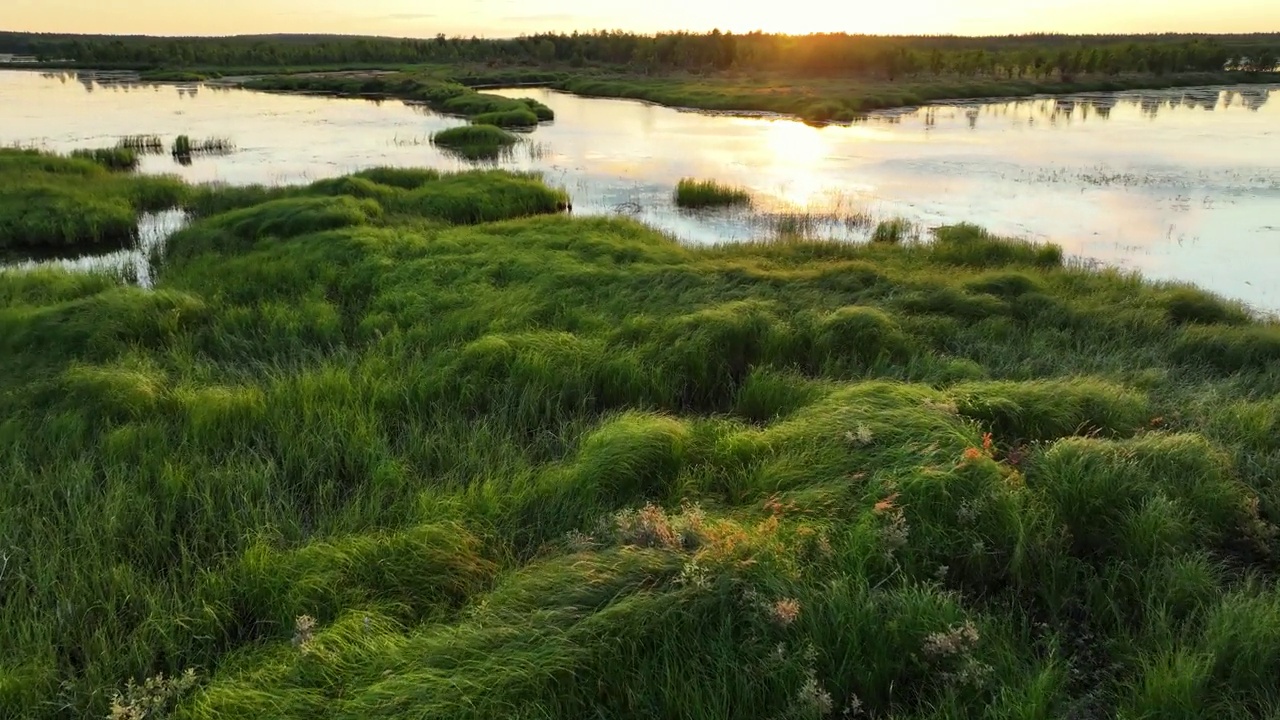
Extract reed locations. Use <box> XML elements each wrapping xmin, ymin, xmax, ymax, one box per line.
<box><xmin>172</xmin><ymin>135</ymin><xmax>236</xmax><ymax>158</ymax></box>
<box><xmin>117</xmin><ymin>135</ymin><xmax>165</xmax><ymax>154</ymax></box>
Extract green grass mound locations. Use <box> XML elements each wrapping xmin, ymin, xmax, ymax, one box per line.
<box><xmin>431</xmin><ymin>124</ymin><xmax>520</xmax><ymax>160</ymax></box>
<box><xmin>471</xmin><ymin>108</ymin><xmax>541</xmax><ymax>128</ymax></box>
<box><xmin>3</xmin><ymin>158</ymin><xmax>1280</xmax><ymax>719</ymax></box>
<box><xmin>675</xmin><ymin>178</ymin><xmax>752</xmax><ymax>209</ymax></box>
<box><xmin>432</xmin><ymin>125</ymin><xmax>519</xmax><ymax>147</ymax></box>
<box><xmin>440</xmin><ymin>92</ymin><xmax>554</xmax><ymax>122</ymax></box>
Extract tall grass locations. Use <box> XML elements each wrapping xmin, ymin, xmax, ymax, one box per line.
<box><xmin>871</xmin><ymin>218</ymin><xmax>915</xmax><ymax>244</ymax></box>
<box><xmin>675</xmin><ymin>178</ymin><xmax>753</xmax><ymax>209</ymax></box>
<box><xmin>172</xmin><ymin>135</ymin><xmax>236</xmax><ymax>159</ymax></box>
<box><xmin>118</xmin><ymin>135</ymin><xmax>165</xmax><ymax>154</ymax></box>
<box><xmin>0</xmin><ymin>149</ymin><xmax>185</xmax><ymax>255</ymax></box>
<box><xmin>70</xmin><ymin>147</ymin><xmax>140</xmax><ymax>172</ymax></box>
<box><xmin>2</xmin><ymin>154</ymin><xmax>1280</xmax><ymax>720</ymax></box>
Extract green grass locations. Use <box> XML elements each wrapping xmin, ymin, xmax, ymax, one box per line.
<box><xmin>234</xmin><ymin>65</ymin><xmax>1280</xmax><ymax>123</ymax></box>
<box><xmin>871</xmin><ymin>219</ymin><xmax>914</xmax><ymax>244</ymax></box>
<box><xmin>244</xmin><ymin>73</ymin><xmax>556</xmax><ymax>122</ymax></box>
<box><xmin>471</xmin><ymin>108</ymin><xmax>541</xmax><ymax>128</ymax></box>
<box><xmin>556</xmin><ymin>70</ymin><xmax>1280</xmax><ymax>122</ymax></box>
<box><xmin>117</xmin><ymin>134</ymin><xmax>166</xmax><ymax>155</ymax></box>
<box><xmin>431</xmin><ymin>125</ymin><xmax>519</xmax><ymax>146</ymax></box>
<box><xmin>70</xmin><ymin>147</ymin><xmax>140</xmax><ymax>172</ymax></box>
<box><xmin>172</xmin><ymin>136</ymin><xmax>236</xmax><ymax>158</ymax></box>
<box><xmin>0</xmin><ymin>149</ymin><xmax>186</xmax><ymax>255</ymax></box>
<box><xmin>3</xmin><ymin>154</ymin><xmax>1280</xmax><ymax>719</ymax></box>
<box><xmin>431</xmin><ymin>124</ymin><xmax>521</xmax><ymax>161</ymax></box>
<box><xmin>675</xmin><ymin>178</ymin><xmax>753</xmax><ymax>209</ymax></box>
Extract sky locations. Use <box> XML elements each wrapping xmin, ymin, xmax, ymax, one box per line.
<box><xmin>5</xmin><ymin>0</ymin><xmax>1279</xmax><ymax>37</ymax></box>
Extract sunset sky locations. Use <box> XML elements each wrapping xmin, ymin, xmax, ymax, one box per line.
<box><xmin>6</xmin><ymin>0</ymin><xmax>1278</xmax><ymax>37</ymax></box>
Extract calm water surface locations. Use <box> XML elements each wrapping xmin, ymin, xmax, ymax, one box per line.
<box><xmin>3</xmin><ymin>70</ymin><xmax>1278</xmax><ymax>310</ymax></box>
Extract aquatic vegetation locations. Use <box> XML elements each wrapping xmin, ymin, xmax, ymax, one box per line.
<box><xmin>871</xmin><ymin>218</ymin><xmax>915</xmax><ymax>244</ymax></box>
<box><xmin>2</xmin><ymin>155</ymin><xmax>1280</xmax><ymax>720</ymax></box>
<box><xmin>675</xmin><ymin>178</ymin><xmax>752</xmax><ymax>208</ymax></box>
<box><xmin>471</xmin><ymin>108</ymin><xmax>541</xmax><ymax>128</ymax></box>
<box><xmin>171</xmin><ymin>135</ymin><xmax>236</xmax><ymax>159</ymax></box>
<box><xmin>431</xmin><ymin>124</ymin><xmax>520</xmax><ymax>161</ymax></box>
<box><xmin>70</xmin><ymin>147</ymin><xmax>140</xmax><ymax>172</ymax></box>
<box><xmin>441</xmin><ymin>92</ymin><xmax>554</xmax><ymax>121</ymax></box>
<box><xmin>117</xmin><ymin>135</ymin><xmax>165</xmax><ymax>154</ymax></box>
<box><xmin>432</xmin><ymin>124</ymin><xmax>519</xmax><ymax>147</ymax></box>
<box><xmin>245</xmin><ymin>74</ymin><xmax>556</xmax><ymax>122</ymax></box>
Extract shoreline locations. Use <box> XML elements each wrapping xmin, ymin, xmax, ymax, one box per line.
<box><xmin>12</xmin><ymin>64</ymin><xmax>1279</xmax><ymax>123</ymax></box>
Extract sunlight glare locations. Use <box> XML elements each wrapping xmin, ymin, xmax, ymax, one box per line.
<box><xmin>762</xmin><ymin>120</ymin><xmax>831</xmax><ymax>206</ymax></box>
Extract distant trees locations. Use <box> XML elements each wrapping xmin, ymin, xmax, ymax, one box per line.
<box><xmin>1</xmin><ymin>30</ymin><xmax>1276</xmax><ymax>81</ymax></box>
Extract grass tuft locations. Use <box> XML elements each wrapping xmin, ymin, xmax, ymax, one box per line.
<box><xmin>674</xmin><ymin>178</ymin><xmax>752</xmax><ymax>209</ymax></box>
<box><xmin>471</xmin><ymin>109</ymin><xmax>541</xmax><ymax>128</ymax></box>
<box><xmin>70</xmin><ymin>147</ymin><xmax>140</xmax><ymax>172</ymax></box>
<box><xmin>431</xmin><ymin>124</ymin><xmax>520</xmax><ymax>160</ymax></box>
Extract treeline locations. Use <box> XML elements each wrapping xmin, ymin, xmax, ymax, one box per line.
<box><xmin>2</xmin><ymin>31</ymin><xmax>1278</xmax><ymax>79</ymax></box>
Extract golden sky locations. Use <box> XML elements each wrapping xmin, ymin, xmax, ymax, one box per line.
<box><xmin>6</xmin><ymin>0</ymin><xmax>1278</xmax><ymax>37</ymax></box>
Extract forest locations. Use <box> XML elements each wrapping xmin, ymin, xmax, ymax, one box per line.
<box><xmin>2</xmin><ymin>31</ymin><xmax>1278</xmax><ymax>79</ymax></box>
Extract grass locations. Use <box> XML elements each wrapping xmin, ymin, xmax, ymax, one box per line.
<box><xmin>555</xmin><ymin>70</ymin><xmax>1280</xmax><ymax>122</ymax></box>
<box><xmin>244</xmin><ymin>73</ymin><xmax>556</xmax><ymax>122</ymax></box>
<box><xmin>0</xmin><ymin>149</ymin><xmax>185</xmax><ymax>256</ymax></box>
<box><xmin>117</xmin><ymin>135</ymin><xmax>165</xmax><ymax>154</ymax></box>
<box><xmin>232</xmin><ymin>65</ymin><xmax>1280</xmax><ymax>123</ymax></box>
<box><xmin>3</xmin><ymin>154</ymin><xmax>1280</xmax><ymax>719</ymax></box>
<box><xmin>431</xmin><ymin>125</ymin><xmax>519</xmax><ymax>147</ymax></box>
<box><xmin>872</xmin><ymin>219</ymin><xmax>915</xmax><ymax>244</ymax></box>
<box><xmin>171</xmin><ymin>136</ymin><xmax>236</xmax><ymax>158</ymax></box>
<box><xmin>70</xmin><ymin>147</ymin><xmax>140</xmax><ymax>172</ymax></box>
<box><xmin>675</xmin><ymin>178</ymin><xmax>752</xmax><ymax>209</ymax></box>
<box><xmin>471</xmin><ymin>108</ymin><xmax>541</xmax><ymax>128</ymax></box>
<box><xmin>431</xmin><ymin>124</ymin><xmax>521</xmax><ymax>161</ymax></box>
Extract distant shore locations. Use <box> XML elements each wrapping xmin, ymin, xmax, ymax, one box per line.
<box><xmin>18</xmin><ymin>62</ymin><xmax>1279</xmax><ymax>122</ymax></box>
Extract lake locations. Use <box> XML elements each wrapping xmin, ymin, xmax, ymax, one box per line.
<box><xmin>2</xmin><ymin>69</ymin><xmax>1278</xmax><ymax>311</ymax></box>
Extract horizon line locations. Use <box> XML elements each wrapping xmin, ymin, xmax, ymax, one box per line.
<box><xmin>4</xmin><ymin>29</ymin><xmax>1280</xmax><ymax>42</ymax></box>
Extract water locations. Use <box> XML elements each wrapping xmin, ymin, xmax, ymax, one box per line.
<box><xmin>2</xmin><ymin>69</ymin><xmax>1278</xmax><ymax>311</ymax></box>
<box><xmin>2</xmin><ymin>210</ymin><xmax>190</xmax><ymax>288</ymax></box>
